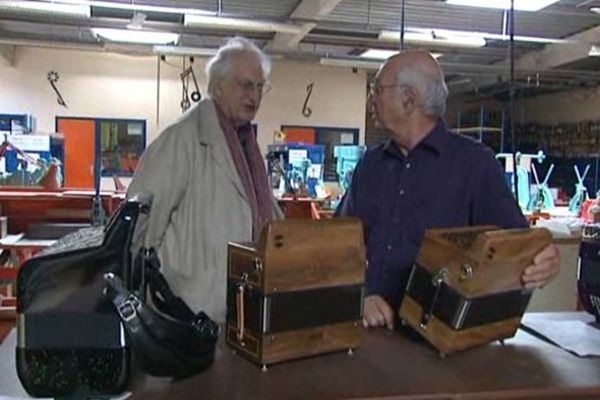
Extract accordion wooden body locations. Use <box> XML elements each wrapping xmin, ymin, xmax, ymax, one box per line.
<box><xmin>399</xmin><ymin>226</ymin><xmax>552</xmax><ymax>355</ymax></box>
<box><xmin>226</xmin><ymin>218</ymin><xmax>366</xmax><ymax>367</ymax></box>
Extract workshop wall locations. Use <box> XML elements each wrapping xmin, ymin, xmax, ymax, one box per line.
<box><xmin>519</xmin><ymin>86</ymin><xmax>600</xmax><ymax>124</ymax></box>
<box><xmin>0</xmin><ymin>46</ymin><xmax>367</xmax><ymax>158</ymax></box>
<box><xmin>256</xmin><ymin>60</ymin><xmax>367</xmax><ymax>152</ymax></box>
<box><xmin>0</xmin><ymin>47</ymin><xmax>178</xmax><ymax>140</ymax></box>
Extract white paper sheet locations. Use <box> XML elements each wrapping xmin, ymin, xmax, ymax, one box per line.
<box><xmin>521</xmin><ymin>319</ymin><xmax>600</xmax><ymax>357</ymax></box>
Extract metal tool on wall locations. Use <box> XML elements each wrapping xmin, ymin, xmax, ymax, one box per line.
<box><xmin>302</xmin><ymin>82</ymin><xmax>314</xmax><ymax>117</ymax></box>
<box><xmin>180</xmin><ymin>58</ymin><xmax>201</xmax><ymax>113</ymax></box>
<box><xmin>47</xmin><ymin>71</ymin><xmax>67</xmax><ymax>108</ymax></box>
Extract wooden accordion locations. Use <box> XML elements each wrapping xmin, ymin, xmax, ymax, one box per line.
<box><xmin>399</xmin><ymin>226</ymin><xmax>552</xmax><ymax>355</ymax></box>
<box><xmin>226</xmin><ymin>218</ymin><xmax>366</xmax><ymax>367</ymax></box>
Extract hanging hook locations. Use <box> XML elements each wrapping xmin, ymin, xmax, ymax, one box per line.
<box><xmin>47</xmin><ymin>71</ymin><xmax>67</xmax><ymax>108</ymax></box>
<box><xmin>302</xmin><ymin>82</ymin><xmax>314</xmax><ymax>117</ymax></box>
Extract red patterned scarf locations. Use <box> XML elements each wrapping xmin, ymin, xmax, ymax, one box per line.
<box><xmin>216</xmin><ymin>104</ymin><xmax>273</xmax><ymax>239</ymax></box>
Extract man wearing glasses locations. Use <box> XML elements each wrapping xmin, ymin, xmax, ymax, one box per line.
<box><xmin>127</xmin><ymin>36</ymin><xmax>282</xmax><ymax>322</ymax></box>
<box><xmin>337</xmin><ymin>50</ymin><xmax>560</xmax><ymax>330</ymax></box>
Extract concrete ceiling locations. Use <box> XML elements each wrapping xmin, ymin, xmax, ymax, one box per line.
<box><xmin>0</xmin><ymin>0</ymin><xmax>599</xmax><ymax>97</ymax></box>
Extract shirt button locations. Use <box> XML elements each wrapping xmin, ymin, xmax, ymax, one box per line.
<box><xmin>387</xmin><ymin>245</ymin><xmax>393</xmax><ymax>251</ymax></box>
<box><xmin>400</xmin><ymin>189</ymin><xmax>405</xmax><ymax>196</ymax></box>
<box><xmin>406</xmin><ymin>162</ymin><xmax>411</xmax><ymax>169</ymax></box>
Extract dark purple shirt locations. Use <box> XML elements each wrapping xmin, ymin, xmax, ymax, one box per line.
<box><xmin>337</xmin><ymin>119</ymin><xmax>527</xmax><ymax>308</ymax></box>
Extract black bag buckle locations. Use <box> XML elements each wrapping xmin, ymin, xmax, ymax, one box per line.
<box><xmin>117</xmin><ymin>295</ymin><xmax>142</xmax><ymax>323</ymax></box>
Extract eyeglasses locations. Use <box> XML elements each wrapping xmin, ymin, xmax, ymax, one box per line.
<box><xmin>369</xmin><ymin>81</ymin><xmax>408</xmax><ymax>96</ymax></box>
<box><xmin>236</xmin><ymin>78</ymin><xmax>271</xmax><ymax>96</ymax></box>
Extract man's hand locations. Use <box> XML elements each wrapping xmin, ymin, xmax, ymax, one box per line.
<box><xmin>522</xmin><ymin>243</ymin><xmax>560</xmax><ymax>289</ymax></box>
<box><xmin>363</xmin><ymin>295</ymin><xmax>394</xmax><ymax>330</ymax></box>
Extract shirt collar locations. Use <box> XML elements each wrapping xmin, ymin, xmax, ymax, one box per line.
<box><xmin>419</xmin><ymin>119</ymin><xmax>450</xmax><ymax>155</ymax></box>
<box><xmin>383</xmin><ymin>118</ymin><xmax>449</xmax><ymax>157</ymax></box>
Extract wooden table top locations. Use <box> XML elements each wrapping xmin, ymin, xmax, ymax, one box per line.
<box><xmin>2</xmin><ymin>312</ymin><xmax>600</xmax><ymax>400</ymax></box>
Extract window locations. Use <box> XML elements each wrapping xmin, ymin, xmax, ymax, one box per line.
<box><xmin>56</xmin><ymin>116</ymin><xmax>146</xmax><ymax>189</ymax></box>
<box><xmin>99</xmin><ymin>119</ymin><xmax>145</xmax><ymax>176</ymax></box>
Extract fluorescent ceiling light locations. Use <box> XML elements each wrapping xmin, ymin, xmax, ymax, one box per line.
<box><xmin>320</xmin><ymin>57</ymin><xmax>382</xmax><ymax>70</ymax></box>
<box><xmin>589</xmin><ymin>46</ymin><xmax>600</xmax><ymax>57</ymax></box>
<box><xmin>37</xmin><ymin>0</ymin><xmax>214</xmax><ymax>16</ymax></box>
<box><xmin>360</xmin><ymin>49</ymin><xmax>442</xmax><ymax>60</ymax></box>
<box><xmin>379</xmin><ymin>30</ymin><xmax>486</xmax><ymax>48</ymax></box>
<box><xmin>153</xmin><ymin>45</ymin><xmax>217</xmax><ymax>57</ymax></box>
<box><xmin>184</xmin><ymin>14</ymin><xmax>302</xmax><ymax>34</ymax></box>
<box><xmin>0</xmin><ymin>0</ymin><xmax>89</xmax><ymax>16</ymax></box>
<box><xmin>380</xmin><ymin>28</ymin><xmax>567</xmax><ymax>46</ymax></box>
<box><xmin>446</xmin><ymin>0</ymin><xmax>559</xmax><ymax>12</ymax></box>
<box><xmin>360</xmin><ymin>49</ymin><xmax>398</xmax><ymax>59</ymax></box>
<box><xmin>91</xmin><ymin>28</ymin><xmax>179</xmax><ymax>45</ymax></box>
<box><xmin>591</xmin><ymin>7</ymin><xmax>600</xmax><ymax>14</ymax></box>
<box><xmin>487</xmin><ymin>33</ymin><xmax>567</xmax><ymax>44</ymax></box>
<box><xmin>466</xmin><ymin>29</ymin><xmax>567</xmax><ymax>44</ymax></box>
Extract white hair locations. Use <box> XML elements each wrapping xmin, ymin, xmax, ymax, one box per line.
<box><xmin>205</xmin><ymin>36</ymin><xmax>271</xmax><ymax>98</ymax></box>
<box><xmin>393</xmin><ymin>64</ymin><xmax>449</xmax><ymax>118</ymax></box>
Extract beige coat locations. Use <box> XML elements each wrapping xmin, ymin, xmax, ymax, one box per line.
<box><xmin>128</xmin><ymin>98</ymin><xmax>281</xmax><ymax>322</ymax></box>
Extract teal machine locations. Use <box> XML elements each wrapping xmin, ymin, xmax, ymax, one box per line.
<box><xmin>569</xmin><ymin>164</ymin><xmax>591</xmax><ymax>214</ymax></box>
<box><xmin>0</xmin><ymin>133</ymin><xmax>64</xmax><ymax>187</ymax></box>
<box><xmin>266</xmin><ymin>144</ymin><xmax>325</xmax><ymax>197</ymax></box>
<box><xmin>334</xmin><ymin>145</ymin><xmax>365</xmax><ymax>192</ymax></box>
<box><xmin>332</xmin><ymin>145</ymin><xmax>365</xmax><ymax>207</ymax></box>
<box><xmin>496</xmin><ymin>150</ymin><xmax>545</xmax><ymax>210</ymax></box>
<box><xmin>528</xmin><ymin>163</ymin><xmax>555</xmax><ymax>212</ymax></box>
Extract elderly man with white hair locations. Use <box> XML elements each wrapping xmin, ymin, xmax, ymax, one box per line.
<box><xmin>337</xmin><ymin>50</ymin><xmax>560</xmax><ymax>330</ymax></box>
<box><xmin>127</xmin><ymin>36</ymin><xmax>282</xmax><ymax>322</ymax></box>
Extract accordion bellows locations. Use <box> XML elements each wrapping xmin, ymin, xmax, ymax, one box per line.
<box><xmin>399</xmin><ymin>226</ymin><xmax>552</xmax><ymax>355</ymax></box>
<box><xmin>226</xmin><ymin>218</ymin><xmax>366</xmax><ymax>367</ymax></box>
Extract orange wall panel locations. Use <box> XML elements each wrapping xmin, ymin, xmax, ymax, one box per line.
<box><xmin>283</xmin><ymin>127</ymin><xmax>316</xmax><ymax>144</ymax></box>
<box><xmin>57</xmin><ymin>118</ymin><xmax>95</xmax><ymax>189</ymax></box>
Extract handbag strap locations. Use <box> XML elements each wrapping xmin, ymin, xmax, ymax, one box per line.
<box><xmin>104</xmin><ymin>272</ymin><xmax>206</xmax><ymax>378</ymax></box>
<box><xmin>104</xmin><ymin>272</ymin><xmax>143</xmax><ymax>330</ymax></box>
<box><xmin>138</xmin><ymin>248</ymin><xmax>197</xmax><ymax>322</ymax></box>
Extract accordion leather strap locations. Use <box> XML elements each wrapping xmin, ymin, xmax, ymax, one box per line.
<box><xmin>236</xmin><ymin>283</ymin><xmax>245</xmax><ymax>342</ymax></box>
<box><xmin>420</xmin><ymin>268</ymin><xmax>449</xmax><ymax>329</ymax></box>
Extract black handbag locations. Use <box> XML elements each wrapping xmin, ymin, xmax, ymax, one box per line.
<box><xmin>16</xmin><ymin>199</ymin><xmax>141</xmax><ymax>398</ymax></box>
<box><xmin>104</xmin><ymin>247</ymin><xmax>219</xmax><ymax>379</ymax></box>
<box><xmin>17</xmin><ymin>197</ymin><xmax>219</xmax><ymax>398</ymax></box>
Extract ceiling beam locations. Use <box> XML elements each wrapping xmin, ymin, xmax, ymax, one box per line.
<box><xmin>450</xmin><ymin>25</ymin><xmax>600</xmax><ymax>95</ymax></box>
<box><xmin>266</xmin><ymin>0</ymin><xmax>343</xmax><ymax>51</ymax></box>
<box><xmin>514</xmin><ymin>25</ymin><xmax>600</xmax><ymax>70</ymax></box>
<box><xmin>0</xmin><ymin>44</ymin><xmax>16</xmax><ymax>66</ymax></box>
